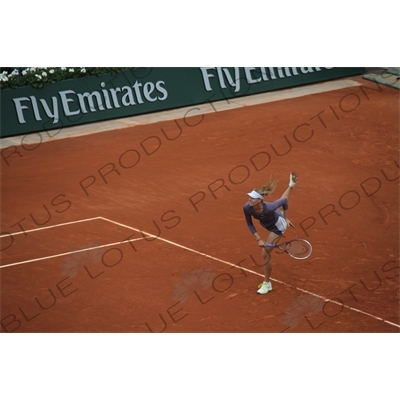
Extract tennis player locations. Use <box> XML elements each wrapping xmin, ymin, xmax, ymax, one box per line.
<box><xmin>243</xmin><ymin>172</ymin><xmax>298</xmax><ymax>294</ymax></box>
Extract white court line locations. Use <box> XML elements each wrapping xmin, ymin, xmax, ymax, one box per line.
<box><xmin>0</xmin><ymin>238</ymin><xmax>145</xmax><ymax>269</ymax></box>
<box><xmin>99</xmin><ymin>216</ymin><xmax>400</xmax><ymax>330</ymax></box>
<box><xmin>0</xmin><ymin>216</ymin><xmax>103</xmax><ymax>238</ymax></box>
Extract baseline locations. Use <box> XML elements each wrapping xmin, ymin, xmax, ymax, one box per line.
<box><xmin>0</xmin><ymin>238</ymin><xmax>145</xmax><ymax>269</ymax></box>
<box><xmin>0</xmin><ymin>216</ymin><xmax>103</xmax><ymax>238</ymax></box>
<box><xmin>99</xmin><ymin>216</ymin><xmax>400</xmax><ymax>330</ymax></box>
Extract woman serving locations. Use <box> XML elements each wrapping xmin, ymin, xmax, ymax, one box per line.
<box><xmin>243</xmin><ymin>172</ymin><xmax>298</xmax><ymax>294</ymax></box>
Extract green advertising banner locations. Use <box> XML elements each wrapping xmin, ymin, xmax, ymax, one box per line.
<box><xmin>0</xmin><ymin>67</ymin><xmax>365</xmax><ymax>138</ymax></box>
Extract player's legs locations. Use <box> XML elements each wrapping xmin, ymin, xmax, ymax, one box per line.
<box><xmin>257</xmin><ymin>172</ymin><xmax>297</xmax><ymax>294</ymax></box>
<box><xmin>262</xmin><ymin>231</ymin><xmax>281</xmax><ymax>281</ymax></box>
<box><xmin>257</xmin><ymin>231</ymin><xmax>280</xmax><ymax>294</ymax></box>
<box><xmin>280</xmin><ymin>171</ymin><xmax>298</xmax><ymax>201</ymax></box>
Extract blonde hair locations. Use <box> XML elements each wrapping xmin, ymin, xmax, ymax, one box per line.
<box><xmin>255</xmin><ymin>176</ymin><xmax>278</xmax><ymax>197</ymax></box>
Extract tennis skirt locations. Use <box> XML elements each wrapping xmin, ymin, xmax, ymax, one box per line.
<box><xmin>264</xmin><ymin>211</ymin><xmax>287</xmax><ymax>235</ymax></box>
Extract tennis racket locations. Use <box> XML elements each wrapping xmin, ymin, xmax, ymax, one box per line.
<box><xmin>264</xmin><ymin>239</ymin><xmax>312</xmax><ymax>260</ymax></box>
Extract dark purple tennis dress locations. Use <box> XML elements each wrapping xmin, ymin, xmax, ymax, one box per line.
<box><xmin>243</xmin><ymin>198</ymin><xmax>288</xmax><ymax>235</ymax></box>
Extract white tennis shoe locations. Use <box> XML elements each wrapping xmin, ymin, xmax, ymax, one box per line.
<box><xmin>257</xmin><ymin>281</ymin><xmax>272</xmax><ymax>294</ymax></box>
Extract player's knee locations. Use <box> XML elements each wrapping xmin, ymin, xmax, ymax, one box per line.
<box><xmin>262</xmin><ymin>247</ymin><xmax>271</xmax><ymax>256</ymax></box>
<box><xmin>262</xmin><ymin>250</ymin><xmax>272</xmax><ymax>263</ymax></box>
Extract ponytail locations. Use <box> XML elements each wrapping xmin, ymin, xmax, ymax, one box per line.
<box><xmin>257</xmin><ymin>176</ymin><xmax>278</xmax><ymax>197</ymax></box>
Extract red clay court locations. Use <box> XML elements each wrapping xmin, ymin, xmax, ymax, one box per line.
<box><xmin>1</xmin><ymin>74</ymin><xmax>399</xmax><ymax>333</ymax></box>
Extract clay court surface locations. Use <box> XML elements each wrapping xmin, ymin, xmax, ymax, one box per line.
<box><xmin>1</xmin><ymin>75</ymin><xmax>399</xmax><ymax>333</ymax></box>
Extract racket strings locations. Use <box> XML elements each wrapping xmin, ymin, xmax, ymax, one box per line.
<box><xmin>287</xmin><ymin>240</ymin><xmax>312</xmax><ymax>258</ymax></box>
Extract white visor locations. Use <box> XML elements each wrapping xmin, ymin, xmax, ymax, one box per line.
<box><xmin>247</xmin><ymin>190</ymin><xmax>263</xmax><ymax>199</ymax></box>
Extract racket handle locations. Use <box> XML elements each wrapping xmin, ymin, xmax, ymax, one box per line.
<box><xmin>264</xmin><ymin>243</ymin><xmax>276</xmax><ymax>248</ymax></box>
